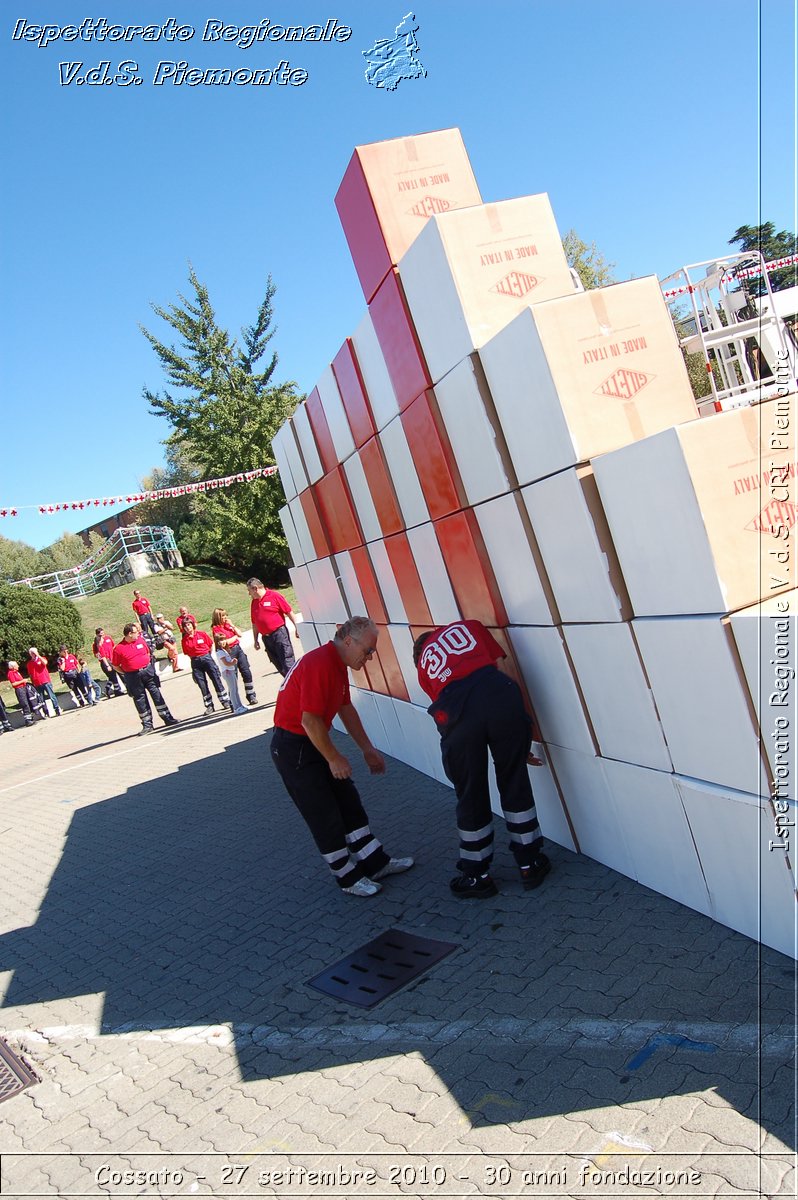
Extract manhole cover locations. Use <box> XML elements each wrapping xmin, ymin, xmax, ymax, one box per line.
<box><xmin>0</xmin><ymin>1038</ymin><xmax>39</xmax><ymax>1104</ymax></box>
<box><xmin>307</xmin><ymin>927</ymin><xmax>459</xmax><ymax>1008</ymax></box>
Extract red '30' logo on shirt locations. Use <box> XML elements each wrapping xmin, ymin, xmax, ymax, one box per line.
<box><xmin>419</xmin><ymin>624</ymin><xmax>477</xmax><ymax>680</ymax></box>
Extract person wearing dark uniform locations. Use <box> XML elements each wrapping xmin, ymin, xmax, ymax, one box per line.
<box><xmin>212</xmin><ymin>607</ymin><xmax>256</xmax><ymax>704</ymax></box>
<box><xmin>131</xmin><ymin>590</ymin><xmax>158</xmax><ymax>637</ymax></box>
<box><xmin>93</xmin><ymin>628</ymin><xmax>126</xmax><ymax>698</ymax></box>
<box><xmin>414</xmin><ymin>619</ymin><xmax>550</xmax><ymax>899</ymax></box>
<box><xmin>180</xmin><ymin>619</ymin><xmax>231</xmax><ymax>715</ymax></box>
<box><xmin>112</xmin><ymin>623</ymin><xmax>180</xmax><ymax>735</ymax></box>
<box><xmin>248</xmin><ymin>577</ymin><xmax>297</xmax><ymax>677</ymax></box>
<box><xmin>270</xmin><ymin>616</ymin><xmax>413</xmax><ymax>897</ymax></box>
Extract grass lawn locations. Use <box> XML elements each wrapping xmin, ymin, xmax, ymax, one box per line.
<box><xmin>1</xmin><ymin>565</ymin><xmax>298</xmax><ymax>709</ymax></box>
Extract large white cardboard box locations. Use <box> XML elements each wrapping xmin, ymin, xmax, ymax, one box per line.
<box><xmin>400</xmin><ymin>194</ymin><xmax>574</xmax><ymax>384</ymax></box>
<box><xmin>480</xmin><ymin>276</ymin><xmax>698</xmax><ymax>487</ymax></box>
<box><xmin>592</xmin><ymin>394</ymin><xmax>798</xmax><ymax>616</ymax></box>
<box><xmin>563</xmin><ymin>623</ymin><xmax>672</xmax><ymax>772</ymax></box>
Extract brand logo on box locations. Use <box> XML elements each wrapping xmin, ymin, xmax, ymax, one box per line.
<box><xmin>746</xmin><ymin>499</ymin><xmax>798</xmax><ymax>533</ymax></box>
<box><xmin>490</xmin><ymin>271</ymin><xmax>540</xmax><ymax>298</ymax></box>
<box><xmin>407</xmin><ymin>195</ymin><xmax>452</xmax><ymax>218</ymax></box>
<box><xmin>594</xmin><ymin>368</ymin><xmax>654</xmax><ymax>400</ymax></box>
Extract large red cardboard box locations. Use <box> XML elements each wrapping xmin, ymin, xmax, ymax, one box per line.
<box><xmin>335</xmin><ymin>128</ymin><xmax>482</xmax><ymax>302</ymax></box>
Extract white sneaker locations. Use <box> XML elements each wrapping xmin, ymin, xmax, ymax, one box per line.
<box><xmin>371</xmin><ymin>856</ymin><xmax>415</xmax><ymax>880</ymax></box>
<box><xmin>342</xmin><ymin>877</ymin><xmax>382</xmax><ymax>897</ymax></box>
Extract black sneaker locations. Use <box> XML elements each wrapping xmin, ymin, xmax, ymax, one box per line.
<box><xmin>164</xmin><ymin>717</ymin><xmax>180</xmax><ymax>727</ymax></box>
<box><xmin>138</xmin><ymin>725</ymin><xmax>155</xmax><ymax>736</ymax></box>
<box><xmin>520</xmin><ymin>853</ymin><xmax>551</xmax><ymax>891</ymax></box>
<box><xmin>450</xmin><ymin>873</ymin><xmax>498</xmax><ymax>899</ymax></box>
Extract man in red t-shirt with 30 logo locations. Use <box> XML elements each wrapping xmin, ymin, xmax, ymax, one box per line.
<box><xmin>414</xmin><ymin>619</ymin><xmax>550</xmax><ymax>899</ymax></box>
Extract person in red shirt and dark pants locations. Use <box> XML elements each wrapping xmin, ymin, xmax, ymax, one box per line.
<box><xmin>414</xmin><ymin>619</ymin><xmax>550</xmax><ymax>899</ymax></box>
<box><xmin>92</xmin><ymin>628</ymin><xmax>126</xmax><ymax>698</ymax></box>
<box><xmin>131</xmin><ymin>590</ymin><xmax>157</xmax><ymax>637</ymax></box>
<box><xmin>27</xmin><ymin>647</ymin><xmax>62</xmax><ymax>715</ymax></box>
<box><xmin>270</xmin><ymin>616</ymin><xmax>413</xmax><ymax>897</ymax></box>
<box><xmin>7</xmin><ymin>661</ymin><xmax>44</xmax><ymax>726</ymax></box>
<box><xmin>247</xmin><ymin>578</ymin><xmax>297</xmax><ymax>677</ymax></box>
<box><xmin>180</xmin><ymin>619</ymin><xmax>231</xmax><ymax>715</ymax></box>
<box><xmin>111</xmin><ymin>624</ymin><xmax>180</xmax><ymax>735</ymax></box>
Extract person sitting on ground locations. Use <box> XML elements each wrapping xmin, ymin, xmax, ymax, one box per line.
<box><xmin>180</xmin><ymin>618</ymin><xmax>231</xmax><ymax>716</ymax></box>
<box><xmin>211</xmin><ymin>607</ymin><xmax>256</xmax><ymax>705</ymax></box>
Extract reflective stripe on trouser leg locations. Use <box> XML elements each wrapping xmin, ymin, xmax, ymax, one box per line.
<box><xmin>191</xmin><ymin>659</ymin><xmax>213</xmax><ymax>708</ymax></box>
<box><xmin>142</xmin><ymin>669</ymin><xmax>173</xmax><ymax>724</ymax></box>
<box><xmin>269</xmin><ymin>729</ymin><xmax>388</xmax><ymax>887</ymax></box>
<box><xmin>124</xmin><ymin>672</ymin><xmax>153</xmax><ymax>727</ymax></box>
<box><xmin>457</xmin><ymin>819</ymin><xmax>494</xmax><ymax>869</ymax></box>
<box><xmin>502</xmin><ymin>803</ymin><xmax>542</xmax><ymax>867</ymax></box>
<box><xmin>345</xmin><ymin>823</ymin><xmax>388</xmax><ymax>875</ymax></box>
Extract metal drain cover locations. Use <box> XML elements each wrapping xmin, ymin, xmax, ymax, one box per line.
<box><xmin>0</xmin><ymin>1039</ymin><xmax>39</xmax><ymax>1104</ymax></box>
<box><xmin>307</xmin><ymin>927</ymin><xmax>458</xmax><ymax>1008</ymax></box>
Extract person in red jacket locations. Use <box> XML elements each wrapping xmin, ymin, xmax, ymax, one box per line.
<box><xmin>180</xmin><ymin>619</ymin><xmax>231</xmax><ymax>715</ymax></box>
<box><xmin>7</xmin><ymin>660</ymin><xmax>45</xmax><ymax>726</ymax></box>
<box><xmin>111</xmin><ymin>624</ymin><xmax>179</xmax><ymax>735</ymax></box>
<box><xmin>414</xmin><ymin>619</ymin><xmax>550</xmax><ymax>899</ymax></box>
<box><xmin>27</xmin><ymin>647</ymin><xmax>62</xmax><ymax>715</ymax></box>
<box><xmin>270</xmin><ymin>616</ymin><xmax>413</xmax><ymax>897</ymax></box>
<box><xmin>248</xmin><ymin>577</ymin><xmax>297</xmax><ymax>677</ymax></box>
<box><xmin>92</xmin><ymin>627</ymin><xmax>126</xmax><ymax>698</ymax></box>
<box><xmin>57</xmin><ymin>645</ymin><xmax>95</xmax><ymax>707</ymax></box>
<box><xmin>211</xmin><ymin>606</ymin><xmax>256</xmax><ymax>704</ymax></box>
<box><xmin>176</xmin><ymin>606</ymin><xmax>196</xmax><ymax>634</ymax></box>
<box><xmin>131</xmin><ymin>589</ymin><xmax>157</xmax><ymax>637</ymax></box>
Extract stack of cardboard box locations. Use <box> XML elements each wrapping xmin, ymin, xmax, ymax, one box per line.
<box><xmin>271</xmin><ymin>128</ymin><xmax>797</xmax><ymax>958</ymax></box>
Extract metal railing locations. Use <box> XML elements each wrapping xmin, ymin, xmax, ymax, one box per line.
<box><xmin>13</xmin><ymin>526</ymin><xmax>179</xmax><ymax>598</ymax></box>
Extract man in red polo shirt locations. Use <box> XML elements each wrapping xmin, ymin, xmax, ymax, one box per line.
<box><xmin>270</xmin><ymin>615</ymin><xmax>413</xmax><ymax>897</ymax></box>
<box><xmin>180</xmin><ymin>618</ymin><xmax>231</xmax><ymax>715</ymax></box>
<box><xmin>176</xmin><ymin>606</ymin><xmax>196</xmax><ymax>634</ymax></box>
<box><xmin>27</xmin><ymin>647</ymin><xmax>62</xmax><ymax>715</ymax></box>
<box><xmin>92</xmin><ymin>627</ymin><xmax>126</xmax><ymax>698</ymax></box>
<box><xmin>112</xmin><ymin>623</ymin><xmax>180</xmax><ymax>734</ymax></box>
<box><xmin>247</xmin><ymin>577</ymin><xmax>297</xmax><ymax>677</ymax></box>
<box><xmin>131</xmin><ymin>589</ymin><xmax>157</xmax><ymax>637</ymax></box>
<box><xmin>414</xmin><ymin>619</ymin><xmax>550</xmax><ymax>899</ymax></box>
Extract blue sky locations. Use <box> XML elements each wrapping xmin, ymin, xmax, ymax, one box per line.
<box><xmin>2</xmin><ymin>0</ymin><xmax>795</xmax><ymax>550</ymax></box>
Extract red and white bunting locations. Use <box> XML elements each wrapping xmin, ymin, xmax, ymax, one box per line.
<box><xmin>10</xmin><ymin>466</ymin><xmax>280</xmax><ymax>518</ymax></box>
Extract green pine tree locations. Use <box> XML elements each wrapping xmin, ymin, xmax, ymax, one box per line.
<box><xmin>141</xmin><ymin>268</ymin><xmax>301</xmax><ymax>577</ymax></box>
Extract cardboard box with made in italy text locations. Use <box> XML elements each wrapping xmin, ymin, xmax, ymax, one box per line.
<box><xmin>593</xmin><ymin>392</ymin><xmax>798</xmax><ymax>617</ymax></box>
<box><xmin>399</xmin><ymin>194</ymin><xmax>575</xmax><ymax>385</ymax></box>
<box><xmin>335</xmin><ymin>128</ymin><xmax>482</xmax><ymax>304</ymax></box>
<box><xmin>479</xmin><ymin>275</ymin><xmax>698</xmax><ymax>488</ymax></box>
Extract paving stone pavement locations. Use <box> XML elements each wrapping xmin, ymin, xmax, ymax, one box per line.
<box><xmin>0</xmin><ymin>655</ymin><xmax>795</xmax><ymax>1198</ymax></box>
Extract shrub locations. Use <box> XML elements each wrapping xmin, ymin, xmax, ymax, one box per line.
<box><xmin>0</xmin><ymin>583</ymin><xmax>84</xmax><ymax>667</ymax></box>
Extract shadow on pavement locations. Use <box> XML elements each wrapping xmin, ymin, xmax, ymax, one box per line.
<box><xmin>0</xmin><ymin>729</ymin><xmax>794</xmax><ymax>1147</ymax></box>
